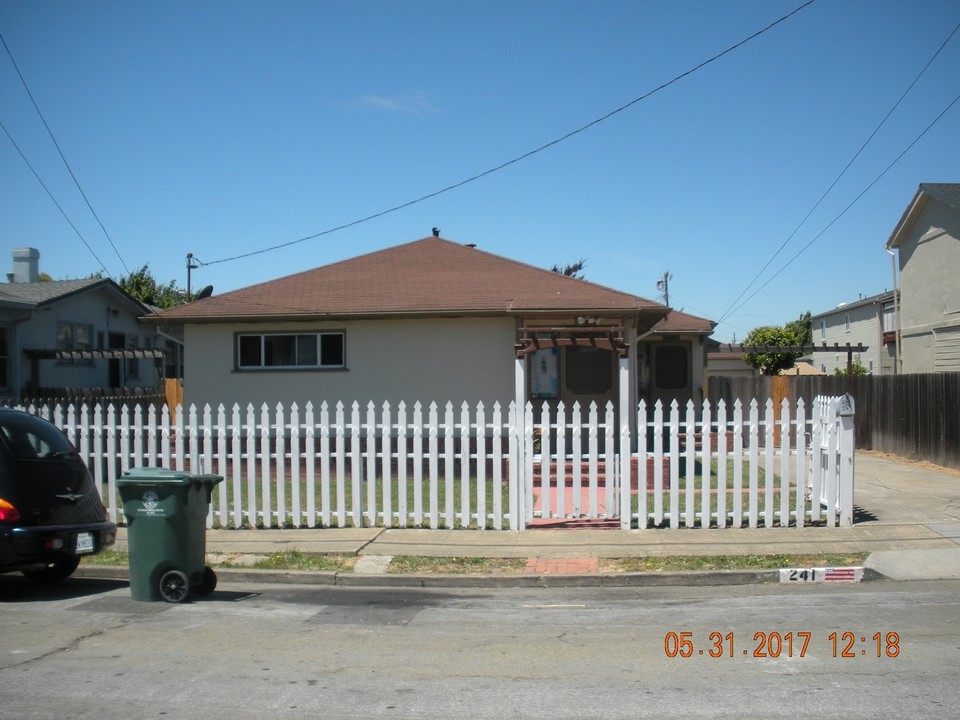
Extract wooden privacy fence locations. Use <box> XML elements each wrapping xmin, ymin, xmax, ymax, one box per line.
<box><xmin>19</xmin><ymin>396</ymin><xmax>855</xmax><ymax>531</ymax></box>
<box><xmin>709</xmin><ymin>372</ymin><xmax>960</xmax><ymax>470</ymax></box>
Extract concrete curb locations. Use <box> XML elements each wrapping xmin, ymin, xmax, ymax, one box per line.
<box><xmin>74</xmin><ymin>565</ymin><xmax>888</xmax><ymax>589</ymax></box>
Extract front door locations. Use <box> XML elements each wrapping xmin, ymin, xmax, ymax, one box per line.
<box><xmin>560</xmin><ymin>346</ymin><xmax>615</xmax><ymax>408</ymax></box>
<box><xmin>645</xmin><ymin>342</ymin><xmax>692</xmax><ymax>407</ymax></box>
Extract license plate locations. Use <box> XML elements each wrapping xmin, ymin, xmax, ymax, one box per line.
<box><xmin>75</xmin><ymin>532</ymin><xmax>95</xmax><ymax>554</ymax></box>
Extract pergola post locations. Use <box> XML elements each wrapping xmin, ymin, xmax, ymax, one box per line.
<box><xmin>513</xmin><ymin>354</ymin><xmax>527</xmax><ymax>529</ymax></box>
<box><xmin>618</xmin><ymin>344</ymin><xmax>632</xmax><ymax>528</ymax></box>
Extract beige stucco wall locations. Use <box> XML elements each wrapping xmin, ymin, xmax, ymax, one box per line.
<box><xmin>181</xmin><ymin>317</ymin><xmax>518</xmax><ymax>410</ymax></box>
<box><xmin>898</xmin><ymin>197</ymin><xmax>960</xmax><ymax>372</ymax></box>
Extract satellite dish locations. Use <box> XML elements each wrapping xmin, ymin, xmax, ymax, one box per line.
<box><xmin>195</xmin><ymin>285</ymin><xmax>214</xmax><ymax>300</ymax></box>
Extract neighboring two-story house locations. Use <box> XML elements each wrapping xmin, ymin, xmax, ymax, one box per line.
<box><xmin>809</xmin><ymin>290</ymin><xmax>897</xmax><ymax>375</ymax></box>
<box><xmin>0</xmin><ymin>248</ymin><xmax>165</xmax><ymax>401</ymax></box>
<box><xmin>885</xmin><ymin>183</ymin><xmax>960</xmax><ymax>373</ymax></box>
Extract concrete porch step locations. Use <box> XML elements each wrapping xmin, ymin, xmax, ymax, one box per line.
<box><xmin>528</xmin><ymin>517</ymin><xmax>621</xmax><ymax>530</ymax></box>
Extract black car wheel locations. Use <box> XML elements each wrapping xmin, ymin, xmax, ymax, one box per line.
<box><xmin>21</xmin><ymin>556</ymin><xmax>82</xmax><ymax>584</ymax></box>
<box><xmin>158</xmin><ymin>570</ymin><xmax>190</xmax><ymax>603</ymax></box>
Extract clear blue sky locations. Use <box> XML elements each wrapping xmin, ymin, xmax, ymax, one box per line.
<box><xmin>2</xmin><ymin>0</ymin><xmax>958</xmax><ymax>341</ymax></box>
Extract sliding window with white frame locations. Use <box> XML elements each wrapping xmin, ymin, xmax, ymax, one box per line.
<box><xmin>236</xmin><ymin>331</ymin><xmax>345</xmax><ymax>370</ymax></box>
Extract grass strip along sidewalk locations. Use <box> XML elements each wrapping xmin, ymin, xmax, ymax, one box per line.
<box><xmin>83</xmin><ymin>550</ymin><xmax>868</xmax><ymax>575</ymax></box>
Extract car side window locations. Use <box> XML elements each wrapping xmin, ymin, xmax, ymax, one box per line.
<box><xmin>0</xmin><ymin>415</ymin><xmax>72</xmax><ymax>460</ymax></box>
<box><xmin>0</xmin><ymin>427</ymin><xmax>41</xmax><ymax>458</ymax></box>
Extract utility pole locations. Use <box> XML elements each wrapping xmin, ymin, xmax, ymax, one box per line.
<box><xmin>656</xmin><ymin>271</ymin><xmax>672</xmax><ymax>307</ymax></box>
<box><xmin>186</xmin><ymin>253</ymin><xmax>198</xmax><ymax>302</ymax></box>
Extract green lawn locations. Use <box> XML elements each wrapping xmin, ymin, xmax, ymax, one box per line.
<box><xmin>207</xmin><ymin>467</ymin><xmax>510</xmax><ymax>530</ymax></box>
<box><xmin>197</xmin><ymin>457</ymin><xmax>803</xmax><ymax>530</ymax></box>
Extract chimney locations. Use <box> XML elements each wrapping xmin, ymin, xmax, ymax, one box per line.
<box><xmin>12</xmin><ymin>248</ymin><xmax>40</xmax><ymax>283</ymax></box>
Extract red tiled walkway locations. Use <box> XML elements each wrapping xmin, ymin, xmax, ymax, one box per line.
<box><xmin>524</xmin><ymin>557</ymin><xmax>600</xmax><ymax>574</ymax></box>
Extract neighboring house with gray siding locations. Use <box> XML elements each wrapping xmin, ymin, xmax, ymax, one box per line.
<box><xmin>0</xmin><ymin>248</ymin><xmax>164</xmax><ymax>400</ymax></box>
<box><xmin>809</xmin><ymin>291</ymin><xmax>897</xmax><ymax>375</ymax></box>
<box><xmin>885</xmin><ymin>183</ymin><xmax>960</xmax><ymax>373</ymax></box>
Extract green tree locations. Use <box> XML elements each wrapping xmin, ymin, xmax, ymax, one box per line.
<box><xmin>784</xmin><ymin>311</ymin><xmax>812</xmax><ymax>346</ymax></box>
<box><xmin>834</xmin><ymin>355</ymin><xmax>868</xmax><ymax>377</ymax></box>
<box><xmin>742</xmin><ymin>325</ymin><xmax>804</xmax><ymax>376</ymax></box>
<box><xmin>118</xmin><ymin>264</ymin><xmax>184</xmax><ymax>308</ymax></box>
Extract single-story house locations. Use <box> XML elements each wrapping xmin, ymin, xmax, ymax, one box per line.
<box><xmin>0</xmin><ymin>248</ymin><xmax>165</xmax><ymax>401</ymax></box>
<box><xmin>154</xmin><ymin>235</ymin><xmax>714</xmax><ymax>428</ymax></box>
<box><xmin>777</xmin><ymin>360</ymin><xmax>825</xmax><ymax>376</ymax></box>
<box><xmin>705</xmin><ymin>341</ymin><xmax>760</xmax><ymax>380</ymax></box>
<box><xmin>885</xmin><ymin>182</ymin><xmax>960</xmax><ymax>373</ymax></box>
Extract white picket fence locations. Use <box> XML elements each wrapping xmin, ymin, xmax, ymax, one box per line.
<box><xmin>17</xmin><ymin>395</ymin><xmax>855</xmax><ymax>531</ymax></box>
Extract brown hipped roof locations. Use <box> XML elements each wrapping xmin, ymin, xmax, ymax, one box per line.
<box><xmin>157</xmin><ymin>237</ymin><xmax>667</xmax><ymax>322</ymax></box>
<box><xmin>652</xmin><ymin>308</ymin><xmax>715</xmax><ymax>334</ymax></box>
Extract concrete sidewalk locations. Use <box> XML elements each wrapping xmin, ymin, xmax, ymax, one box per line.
<box><xmin>90</xmin><ymin>452</ymin><xmax>960</xmax><ymax>586</ymax></box>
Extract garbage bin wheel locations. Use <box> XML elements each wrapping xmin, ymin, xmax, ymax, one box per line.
<box><xmin>159</xmin><ymin>570</ymin><xmax>191</xmax><ymax>603</ymax></box>
<box><xmin>195</xmin><ymin>566</ymin><xmax>217</xmax><ymax>597</ymax></box>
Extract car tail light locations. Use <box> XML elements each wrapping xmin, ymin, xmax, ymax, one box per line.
<box><xmin>0</xmin><ymin>498</ymin><xmax>21</xmax><ymax>522</ymax></box>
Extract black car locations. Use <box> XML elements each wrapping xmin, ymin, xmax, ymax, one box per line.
<box><xmin>0</xmin><ymin>408</ymin><xmax>116</xmax><ymax>582</ymax></box>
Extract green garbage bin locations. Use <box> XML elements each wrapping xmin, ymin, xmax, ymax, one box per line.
<box><xmin>117</xmin><ymin>468</ymin><xmax>223</xmax><ymax>603</ymax></box>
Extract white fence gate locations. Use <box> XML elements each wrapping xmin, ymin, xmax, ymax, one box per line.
<box><xmin>15</xmin><ymin>395</ymin><xmax>855</xmax><ymax>530</ymax></box>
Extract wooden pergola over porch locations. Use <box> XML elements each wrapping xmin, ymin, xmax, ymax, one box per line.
<box><xmin>513</xmin><ymin>325</ymin><xmax>629</xmax><ymax>358</ymax></box>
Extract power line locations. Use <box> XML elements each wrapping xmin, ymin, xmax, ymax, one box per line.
<box><xmin>717</xmin><ymin>19</ymin><xmax>960</xmax><ymax>326</ymax></box>
<box><xmin>720</xmin><ymin>90</ymin><xmax>960</xmax><ymax>324</ymax></box>
<box><xmin>201</xmin><ymin>0</ymin><xmax>817</xmax><ymax>267</ymax></box>
<box><xmin>0</xmin><ymin>120</ymin><xmax>113</xmax><ymax>278</ymax></box>
<box><xmin>1</xmin><ymin>32</ymin><xmax>131</xmax><ymax>278</ymax></box>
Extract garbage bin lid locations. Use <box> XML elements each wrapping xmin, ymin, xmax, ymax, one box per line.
<box><xmin>118</xmin><ymin>467</ymin><xmax>192</xmax><ymax>485</ymax></box>
<box><xmin>117</xmin><ymin>467</ymin><xmax>224</xmax><ymax>487</ymax></box>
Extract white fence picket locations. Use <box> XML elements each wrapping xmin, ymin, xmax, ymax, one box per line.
<box><xmin>683</xmin><ymin>400</ymin><xmax>696</xmax><ymax>528</ymax></box>
<box><xmin>747</xmin><ymin>400</ymin><xmax>760</xmax><ymax>529</ymax></box>
<box><xmin>794</xmin><ymin>399</ymin><xmax>806</xmax><ymax>529</ymax></box>
<box><xmin>716</xmin><ymin>400</ymin><xmax>728</xmax><ymax>528</ymax></box>
<box><xmin>365</xmin><ymin>402</ymin><xmax>376</xmax><ymax>527</ymax></box>
<box><xmin>700</xmin><ymin>401</ymin><xmax>712</xmax><ymax>529</ymax></box>
<box><xmin>491</xmin><ymin>402</ymin><xmax>502</xmax><ymax>530</ymax></box>
<box><xmin>12</xmin><ymin>395</ymin><xmax>854</xmax><ymax>531</ymax></box>
<box><xmin>396</xmin><ymin>402</ymin><xmax>407</xmax><ymax>529</ymax></box>
<box><xmin>571</xmin><ymin>402</ymin><xmax>583</xmax><ymax>518</ymax></box>
<box><xmin>460</xmin><ymin>402</ymin><xmax>471</xmax><ymax>528</ymax></box>
<box><xmin>779</xmin><ymin>399</ymin><xmax>791</xmax><ymax>527</ymax></box>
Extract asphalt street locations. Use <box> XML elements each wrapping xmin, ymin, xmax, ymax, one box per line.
<box><xmin>1</xmin><ymin>575</ymin><xmax>958</xmax><ymax>720</ymax></box>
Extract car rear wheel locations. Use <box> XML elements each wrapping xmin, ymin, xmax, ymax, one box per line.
<box><xmin>21</xmin><ymin>556</ymin><xmax>82</xmax><ymax>584</ymax></box>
